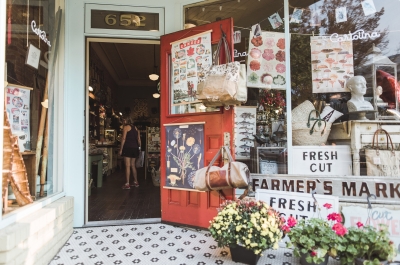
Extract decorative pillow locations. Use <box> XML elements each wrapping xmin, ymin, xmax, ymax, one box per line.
<box><xmin>320</xmin><ymin>106</ymin><xmax>343</xmax><ymax>122</ymax></box>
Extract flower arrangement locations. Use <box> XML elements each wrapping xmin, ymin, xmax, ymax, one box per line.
<box><xmin>208</xmin><ymin>199</ymin><xmax>285</xmax><ymax>255</ymax></box>
<box><xmin>338</xmin><ymin>222</ymin><xmax>397</xmax><ymax>265</ymax></box>
<box><xmin>285</xmin><ymin>203</ymin><xmax>347</xmax><ymax>264</ymax></box>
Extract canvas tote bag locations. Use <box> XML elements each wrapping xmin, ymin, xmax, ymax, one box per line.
<box><xmin>197</xmin><ymin>28</ymin><xmax>247</xmax><ymax>107</ymax></box>
<box><xmin>365</xmin><ymin>129</ymin><xmax>400</xmax><ymax>177</ymax></box>
<box><xmin>194</xmin><ymin>146</ymin><xmax>249</xmax><ymax>191</ymax></box>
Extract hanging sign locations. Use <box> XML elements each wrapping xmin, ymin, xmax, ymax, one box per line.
<box><xmin>329</xmin><ymin>30</ymin><xmax>381</xmax><ymax>43</ymax></box>
<box><xmin>310</xmin><ymin>35</ymin><xmax>354</xmax><ymax>93</ymax></box>
<box><xmin>292</xmin><ymin>146</ymin><xmax>352</xmax><ymax>175</ymax></box>
<box><xmin>256</xmin><ymin>190</ymin><xmax>339</xmax><ymax>220</ymax></box>
<box><xmin>233</xmin><ymin>30</ymin><xmax>241</xmax><ymax>44</ymax></box>
<box><xmin>170</xmin><ymin>31</ymin><xmax>212</xmax><ymax>110</ymax></box>
<box><xmin>234</xmin><ymin>106</ymin><xmax>256</xmax><ymax>159</ymax></box>
<box><xmin>247</xmin><ymin>30</ymin><xmax>287</xmax><ymax>90</ymax></box>
<box><xmin>250</xmin><ymin>174</ymin><xmax>400</xmax><ymax>204</ymax></box>
<box><xmin>342</xmin><ymin>206</ymin><xmax>400</xmax><ymax>260</ymax></box>
<box><xmin>6</xmin><ymin>84</ymin><xmax>32</xmax><ymax>152</ymax></box>
<box><xmin>31</xmin><ymin>20</ymin><xmax>51</xmax><ymax>47</ymax></box>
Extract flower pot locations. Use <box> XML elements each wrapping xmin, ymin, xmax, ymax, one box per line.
<box><xmin>354</xmin><ymin>258</ymin><xmax>388</xmax><ymax>265</ymax></box>
<box><xmin>229</xmin><ymin>245</ymin><xmax>260</xmax><ymax>265</ymax></box>
<box><xmin>299</xmin><ymin>252</ymin><xmax>329</xmax><ymax>265</ymax></box>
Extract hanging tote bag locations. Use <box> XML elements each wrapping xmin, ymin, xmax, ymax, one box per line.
<box><xmin>135</xmin><ymin>151</ymin><xmax>145</xmax><ymax>168</ymax></box>
<box><xmin>197</xmin><ymin>28</ymin><xmax>247</xmax><ymax>107</ymax></box>
<box><xmin>365</xmin><ymin>129</ymin><xmax>400</xmax><ymax>177</ymax></box>
<box><xmin>194</xmin><ymin>146</ymin><xmax>250</xmax><ymax>191</ymax></box>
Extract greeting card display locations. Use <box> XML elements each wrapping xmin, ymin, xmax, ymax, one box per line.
<box><xmin>247</xmin><ymin>31</ymin><xmax>287</xmax><ymax>90</ymax></box>
<box><xmin>6</xmin><ymin>84</ymin><xmax>31</xmax><ymax>151</ymax></box>
<box><xmin>164</xmin><ymin>123</ymin><xmax>204</xmax><ymax>190</ymax></box>
<box><xmin>170</xmin><ymin>32</ymin><xmax>212</xmax><ymax>107</ymax></box>
<box><xmin>310</xmin><ymin>35</ymin><xmax>354</xmax><ymax>93</ymax></box>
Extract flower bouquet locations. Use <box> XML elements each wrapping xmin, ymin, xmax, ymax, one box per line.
<box><xmin>208</xmin><ymin>199</ymin><xmax>285</xmax><ymax>264</ymax></box>
<box><xmin>285</xmin><ymin>203</ymin><xmax>347</xmax><ymax>265</ymax></box>
<box><xmin>338</xmin><ymin>222</ymin><xmax>397</xmax><ymax>265</ymax></box>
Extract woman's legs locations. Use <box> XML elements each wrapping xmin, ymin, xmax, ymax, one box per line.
<box><xmin>124</xmin><ymin>157</ymin><xmax>131</xmax><ymax>185</ymax></box>
<box><xmin>130</xmin><ymin>158</ymin><xmax>138</xmax><ymax>185</ymax></box>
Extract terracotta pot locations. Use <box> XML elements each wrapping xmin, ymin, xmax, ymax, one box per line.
<box><xmin>229</xmin><ymin>245</ymin><xmax>260</xmax><ymax>265</ymax></box>
<box><xmin>299</xmin><ymin>252</ymin><xmax>329</xmax><ymax>265</ymax></box>
<box><xmin>354</xmin><ymin>258</ymin><xmax>388</xmax><ymax>265</ymax></box>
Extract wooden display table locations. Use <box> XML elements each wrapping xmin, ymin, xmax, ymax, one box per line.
<box><xmin>328</xmin><ymin>120</ymin><xmax>400</xmax><ymax>175</ymax></box>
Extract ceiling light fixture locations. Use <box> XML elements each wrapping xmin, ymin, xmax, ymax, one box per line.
<box><xmin>119</xmin><ymin>112</ymin><xmax>122</xmax><ymax>116</ymax></box>
<box><xmin>149</xmin><ymin>44</ymin><xmax>159</xmax><ymax>81</ymax></box>
<box><xmin>219</xmin><ymin>5</ymin><xmax>222</xmax><ymax>11</ymax></box>
<box><xmin>153</xmin><ymin>93</ymin><xmax>160</xmax><ymax>98</ymax></box>
<box><xmin>88</xmin><ymin>85</ymin><xmax>94</xmax><ymax>92</ymax></box>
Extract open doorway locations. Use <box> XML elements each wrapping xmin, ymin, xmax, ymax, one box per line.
<box><xmin>85</xmin><ymin>38</ymin><xmax>161</xmax><ymax>225</ymax></box>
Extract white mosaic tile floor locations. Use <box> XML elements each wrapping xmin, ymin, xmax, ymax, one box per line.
<box><xmin>49</xmin><ymin>223</ymin><xmax>340</xmax><ymax>265</ymax></box>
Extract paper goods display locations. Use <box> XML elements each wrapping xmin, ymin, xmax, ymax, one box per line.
<box><xmin>6</xmin><ymin>84</ymin><xmax>31</xmax><ymax>151</ymax></box>
<box><xmin>310</xmin><ymin>35</ymin><xmax>354</xmax><ymax>93</ymax></box>
<box><xmin>234</xmin><ymin>106</ymin><xmax>256</xmax><ymax>159</ymax></box>
<box><xmin>247</xmin><ymin>31</ymin><xmax>287</xmax><ymax>89</ymax></box>
<box><xmin>171</xmin><ymin>32</ymin><xmax>212</xmax><ymax>105</ymax></box>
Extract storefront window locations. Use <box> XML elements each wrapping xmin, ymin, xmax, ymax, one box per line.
<box><xmin>184</xmin><ymin>0</ymin><xmax>400</xmax><ymax>177</ymax></box>
<box><xmin>289</xmin><ymin>0</ymin><xmax>400</xmax><ymax>177</ymax></box>
<box><xmin>3</xmin><ymin>0</ymin><xmax>64</xmax><ymax>215</ymax></box>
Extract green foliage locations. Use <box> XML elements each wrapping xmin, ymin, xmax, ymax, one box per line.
<box><xmin>286</xmin><ymin>217</ymin><xmax>346</xmax><ymax>264</ymax></box>
<box><xmin>338</xmin><ymin>224</ymin><xmax>397</xmax><ymax>265</ymax></box>
<box><xmin>208</xmin><ymin>199</ymin><xmax>285</xmax><ymax>255</ymax></box>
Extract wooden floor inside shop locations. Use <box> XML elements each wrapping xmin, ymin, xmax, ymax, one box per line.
<box><xmin>88</xmin><ymin>167</ymin><xmax>161</xmax><ymax>221</ymax></box>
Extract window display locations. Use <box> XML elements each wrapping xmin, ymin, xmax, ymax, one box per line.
<box><xmin>3</xmin><ymin>0</ymin><xmax>64</xmax><ymax>214</ymax></box>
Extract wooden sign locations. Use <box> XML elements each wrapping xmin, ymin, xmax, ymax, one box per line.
<box><xmin>291</xmin><ymin>146</ymin><xmax>352</xmax><ymax>175</ymax></box>
<box><xmin>342</xmin><ymin>205</ymin><xmax>400</xmax><ymax>260</ymax></box>
<box><xmin>251</xmin><ymin>174</ymin><xmax>400</xmax><ymax>204</ymax></box>
<box><xmin>256</xmin><ymin>190</ymin><xmax>339</xmax><ymax>220</ymax></box>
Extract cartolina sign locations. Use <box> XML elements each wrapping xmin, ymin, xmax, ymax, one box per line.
<box><xmin>292</xmin><ymin>146</ymin><xmax>352</xmax><ymax>175</ymax></box>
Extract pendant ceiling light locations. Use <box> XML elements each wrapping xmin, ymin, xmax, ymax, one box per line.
<box><xmin>149</xmin><ymin>44</ymin><xmax>159</xmax><ymax>81</ymax></box>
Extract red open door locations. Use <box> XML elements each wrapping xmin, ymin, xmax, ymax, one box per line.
<box><xmin>160</xmin><ymin>18</ymin><xmax>235</xmax><ymax>228</ymax></box>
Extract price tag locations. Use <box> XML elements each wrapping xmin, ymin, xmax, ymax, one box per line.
<box><xmin>373</xmin><ymin>156</ymin><xmax>381</xmax><ymax>165</ymax></box>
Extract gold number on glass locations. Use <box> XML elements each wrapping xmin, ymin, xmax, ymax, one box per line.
<box><xmin>105</xmin><ymin>14</ymin><xmax>117</xmax><ymax>26</ymax></box>
<box><xmin>120</xmin><ymin>14</ymin><xmax>132</xmax><ymax>26</ymax></box>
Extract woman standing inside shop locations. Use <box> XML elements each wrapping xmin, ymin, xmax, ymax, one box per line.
<box><xmin>119</xmin><ymin>116</ymin><xmax>141</xmax><ymax>189</ymax></box>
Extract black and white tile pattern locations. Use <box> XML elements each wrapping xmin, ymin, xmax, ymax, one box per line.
<box><xmin>49</xmin><ymin>224</ymin><xmax>340</xmax><ymax>265</ymax></box>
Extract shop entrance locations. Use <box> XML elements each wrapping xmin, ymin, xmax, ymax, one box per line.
<box><xmin>85</xmin><ymin>38</ymin><xmax>161</xmax><ymax>225</ymax></box>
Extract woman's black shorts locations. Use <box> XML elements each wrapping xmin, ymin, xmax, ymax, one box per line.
<box><xmin>121</xmin><ymin>147</ymin><xmax>140</xmax><ymax>158</ymax></box>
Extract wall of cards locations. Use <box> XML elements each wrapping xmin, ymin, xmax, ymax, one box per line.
<box><xmin>6</xmin><ymin>84</ymin><xmax>31</xmax><ymax>152</ymax></box>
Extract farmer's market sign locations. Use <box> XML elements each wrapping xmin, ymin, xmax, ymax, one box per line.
<box><xmin>251</xmin><ymin>174</ymin><xmax>400</xmax><ymax>204</ymax></box>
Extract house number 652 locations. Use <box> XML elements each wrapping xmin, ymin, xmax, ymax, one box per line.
<box><xmin>104</xmin><ymin>14</ymin><xmax>145</xmax><ymax>27</ymax></box>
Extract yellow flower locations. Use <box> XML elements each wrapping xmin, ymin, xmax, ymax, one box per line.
<box><xmin>250</xmin><ymin>243</ymin><xmax>258</xmax><ymax>247</ymax></box>
<box><xmin>273</xmin><ymin>243</ymin><xmax>279</xmax><ymax>249</ymax></box>
<box><xmin>217</xmin><ymin>230</ymin><xmax>221</xmax><ymax>234</ymax></box>
<box><xmin>245</xmin><ymin>239</ymin><xmax>251</xmax><ymax>245</ymax></box>
<box><xmin>255</xmin><ymin>250</ymin><xmax>261</xmax><ymax>255</ymax></box>
<box><xmin>236</xmin><ymin>225</ymin><xmax>242</xmax><ymax>232</ymax></box>
<box><xmin>248</xmin><ymin>234</ymin><xmax>252</xmax><ymax>238</ymax></box>
<box><xmin>213</xmin><ymin>223</ymin><xmax>220</xmax><ymax>229</ymax></box>
<box><xmin>186</xmin><ymin>137</ymin><xmax>195</xmax><ymax>146</ymax></box>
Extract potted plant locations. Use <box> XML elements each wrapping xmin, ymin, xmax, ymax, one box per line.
<box><xmin>338</xmin><ymin>222</ymin><xmax>397</xmax><ymax>265</ymax></box>
<box><xmin>285</xmin><ymin>203</ymin><xmax>347</xmax><ymax>265</ymax></box>
<box><xmin>208</xmin><ymin>199</ymin><xmax>285</xmax><ymax>265</ymax></box>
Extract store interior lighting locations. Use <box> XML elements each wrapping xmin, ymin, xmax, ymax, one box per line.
<box><xmin>153</xmin><ymin>93</ymin><xmax>160</xmax><ymax>98</ymax></box>
<box><xmin>149</xmin><ymin>44</ymin><xmax>159</xmax><ymax>81</ymax></box>
<box><xmin>88</xmin><ymin>85</ymin><xmax>94</xmax><ymax>91</ymax></box>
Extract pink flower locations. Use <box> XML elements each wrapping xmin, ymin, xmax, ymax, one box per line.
<box><xmin>264</xmin><ymin>38</ymin><xmax>275</xmax><ymax>48</ymax></box>
<box><xmin>262</xmin><ymin>49</ymin><xmax>274</xmax><ymax>61</ymax></box>
<box><xmin>356</xmin><ymin>222</ymin><xmax>364</xmax><ymax>228</ymax></box>
<box><xmin>327</xmin><ymin>213</ymin><xmax>342</xmax><ymax>223</ymax></box>
<box><xmin>287</xmin><ymin>216</ymin><xmax>297</xmax><ymax>228</ymax></box>
<box><xmin>276</xmin><ymin>63</ymin><xmax>286</xmax><ymax>73</ymax></box>
<box><xmin>332</xmin><ymin>223</ymin><xmax>347</xmax><ymax>236</ymax></box>
<box><xmin>282</xmin><ymin>225</ymin><xmax>290</xmax><ymax>233</ymax></box>
<box><xmin>310</xmin><ymin>250</ymin><xmax>317</xmax><ymax>257</ymax></box>
<box><xmin>323</xmin><ymin>203</ymin><xmax>332</xmax><ymax>209</ymax></box>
